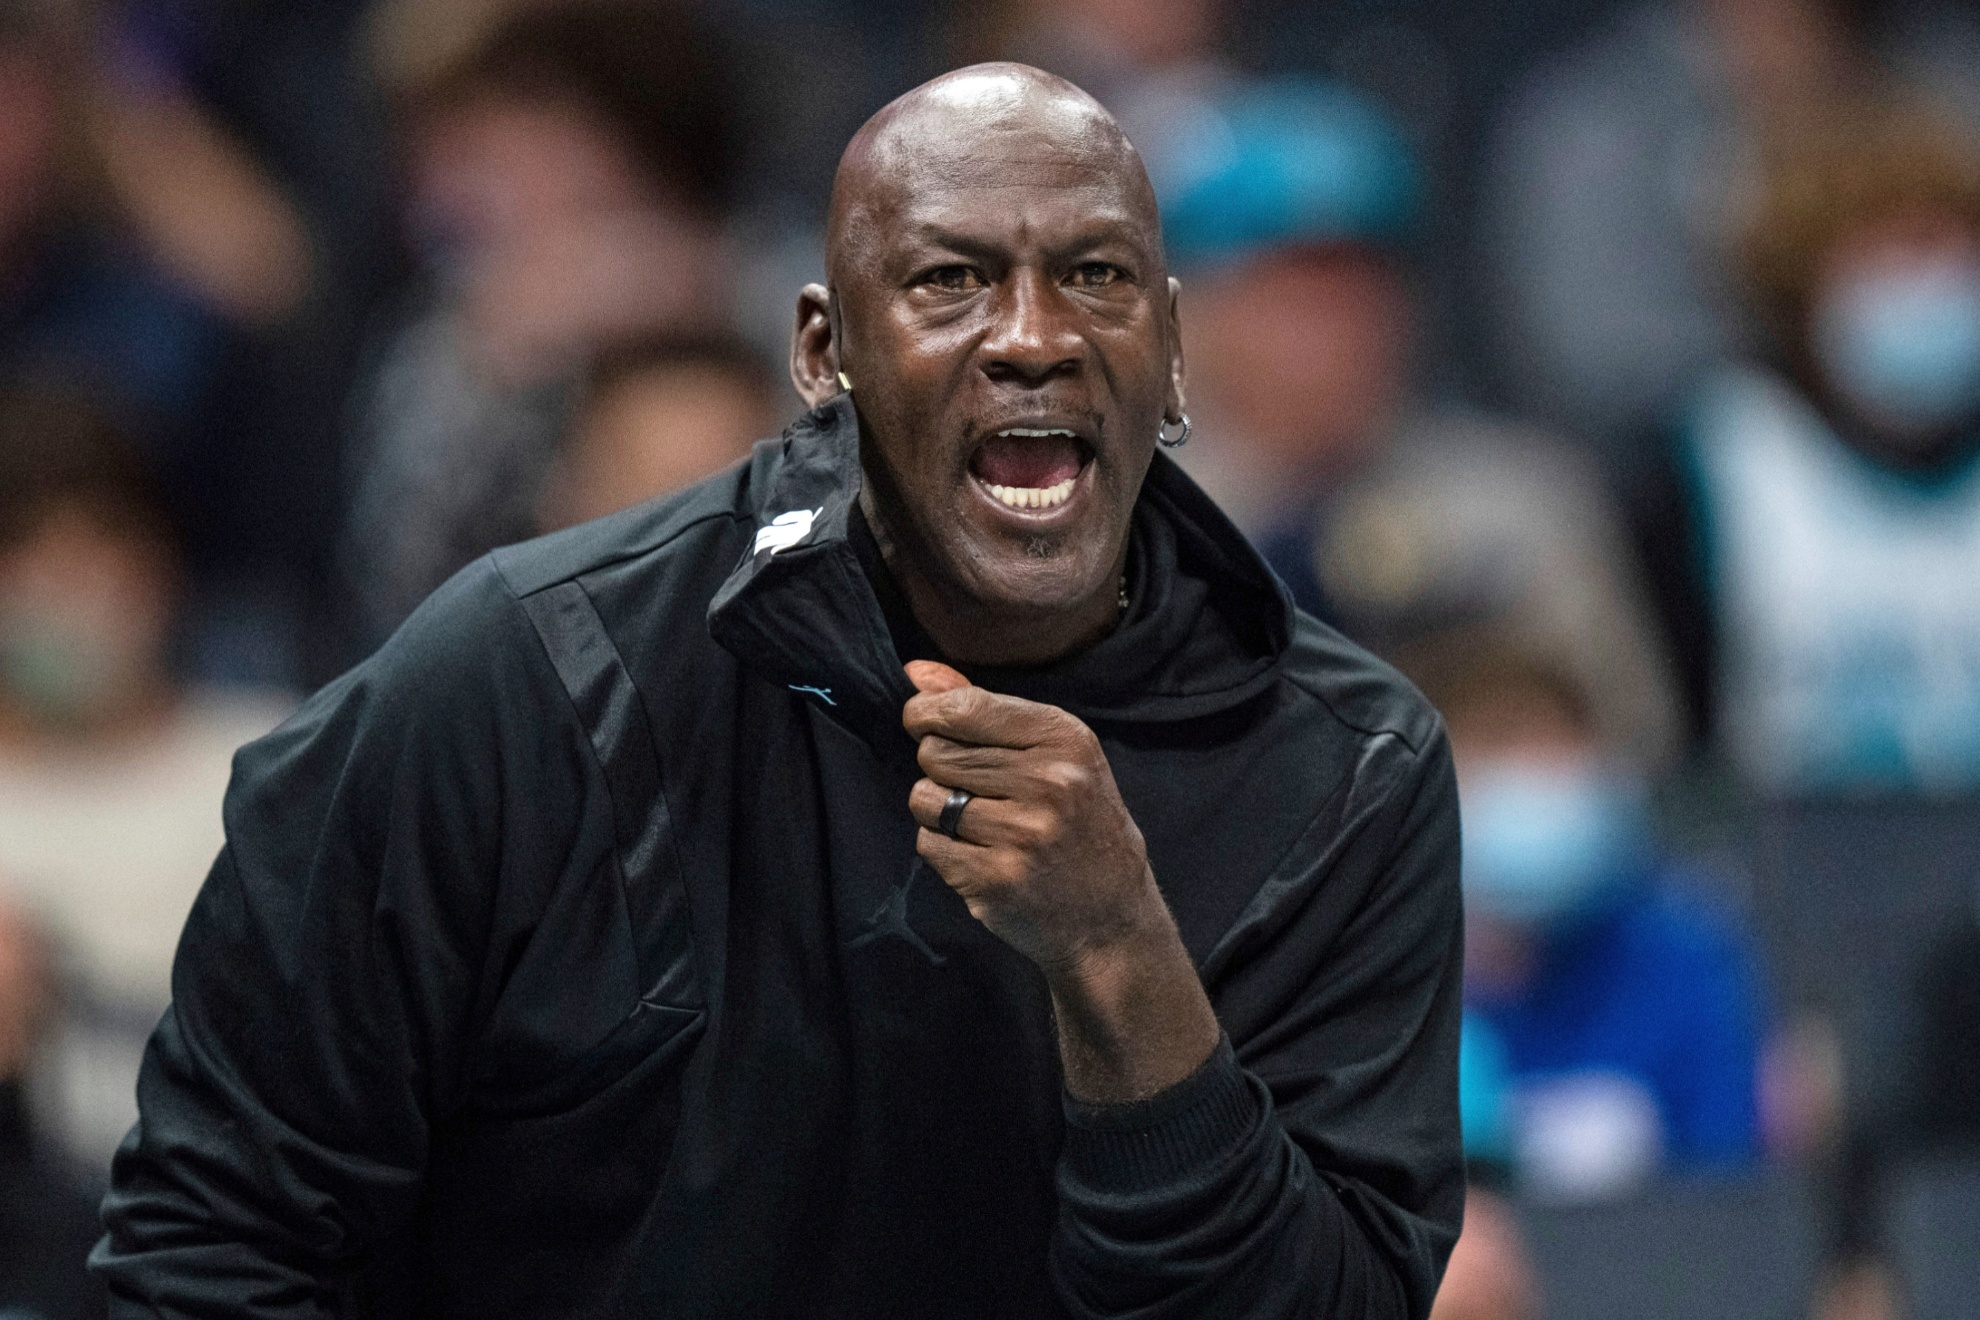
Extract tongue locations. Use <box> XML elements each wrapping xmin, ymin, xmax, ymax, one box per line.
<box><xmin>972</xmin><ymin>434</ymin><xmax>1083</xmax><ymax>488</ymax></box>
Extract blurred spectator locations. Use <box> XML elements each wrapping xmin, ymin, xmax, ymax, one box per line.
<box><xmin>1274</xmin><ymin>425</ymin><xmax>1685</xmax><ymax>771</ymax></box>
<box><xmin>0</xmin><ymin>899</ymin><xmax>103</xmax><ymax>1320</ymax></box>
<box><xmin>1481</xmin><ymin>0</ymin><xmax>1980</xmax><ymax>462</ymax></box>
<box><xmin>1148</xmin><ymin>77</ymin><xmax>1421</xmax><ymax>531</ymax></box>
<box><xmin>1414</xmin><ymin>637</ymin><xmax>1765</xmax><ymax>1202</ymax></box>
<box><xmin>1672</xmin><ymin>98</ymin><xmax>1980</xmax><ymax>792</ymax></box>
<box><xmin>536</xmin><ymin>335</ymin><xmax>782</xmax><ymax>532</ymax></box>
<box><xmin>1145</xmin><ymin>76</ymin><xmax>1380</xmax><ymax>456</ymax></box>
<box><xmin>1152</xmin><ymin>77</ymin><xmax>1683</xmax><ymax>768</ymax></box>
<box><xmin>0</xmin><ymin>4</ymin><xmax>291</xmax><ymax>438</ymax></box>
<box><xmin>339</xmin><ymin>0</ymin><xmax>742</xmax><ymax>649</ymax></box>
<box><xmin>153</xmin><ymin>0</ymin><xmax>400</xmax><ymax>692</ymax></box>
<box><xmin>0</xmin><ymin>0</ymin><xmax>360</xmax><ymax>691</ymax></box>
<box><xmin>0</xmin><ymin>390</ymin><xmax>288</xmax><ymax>1165</ymax></box>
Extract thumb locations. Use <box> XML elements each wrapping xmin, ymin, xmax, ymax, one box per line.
<box><xmin>905</xmin><ymin>660</ymin><xmax>971</xmax><ymax>695</ymax></box>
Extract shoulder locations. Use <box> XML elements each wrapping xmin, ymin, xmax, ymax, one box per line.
<box><xmin>312</xmin><ymin>462</ymin><xmax>756</xmax><ymax>741</ymax></box>
<box><xmin>1276</xmin><ymin>609</ymin><xmax>1446</xmax><ymax>761</ymax></box>
<box><xmin>490</xmin><ymin>457</ymin><xmax>756</xmax><ymax>600</ymax></box>
<box><xmin>1266</xmin><ymin>611</ymin><xmax>1458</xmax><ymax>886</ymax></box>
<box><xmin>242</xmin><ymin>557</ymin><xmax>560</xmax><ymax>798</ymax></box>
<box><xmin>314</xmin><ymin>460</ymin><xmax>758</xmax><ymax>714</ymax></box>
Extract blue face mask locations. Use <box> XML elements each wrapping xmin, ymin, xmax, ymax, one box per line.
<box><xmin>1813</xmin><ymin>257</ymin><xmax>1980</xmax><ymax>439</ymax></box>
<box><xmin>1459</xmin><ymin>764</ymin><xmax>1650</xmax><ymax>925</ymax></box>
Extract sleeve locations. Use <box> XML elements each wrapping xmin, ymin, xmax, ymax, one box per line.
<box><xmin>1052</xmin><ymin>723</ymin><xmax>1465</xmax><ymax>1320</ymax></box>
<box><xmin>89</xmin><ymin>561</ymin><xmax>612</xmax><ymax>1318</ymax></box>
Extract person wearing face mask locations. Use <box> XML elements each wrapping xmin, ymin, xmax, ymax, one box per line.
<box><xmin>0</xmin><ymin>391</ymin><xmax>290</xmax><ymax>1168</ymax></box>
<box><xmin>1407</xmin><ymin>638</ymin><xmax>1766</xmax><ymax>1204</ymax></box>
<box><xmin>1672</xmin><ymin>97</ymin><xmax>1980</xmax><ymax>792</ymax></box>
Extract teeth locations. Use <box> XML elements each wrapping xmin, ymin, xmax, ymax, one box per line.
<box><xmin>997</xmin><ymin>427</ymin><xmax>1076</xmax><ymax>438</ymax></box>
<box><xmin>986</xmin><ymin>477</ymin><xmax>1077</xmax><ymax>510</ymax></box>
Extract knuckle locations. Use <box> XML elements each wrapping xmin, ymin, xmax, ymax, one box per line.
<box><xmin>1053</xmin><ymin>711</ymin><xmax>1098</xmax><ymax>750</ymax></box>
<box><xmin>1011</xmin><ymin>806</ymin><xmax>1053</xmax><ymax>848</ymax></box>
<box><xmin>991</xmin><ymin>852</ymin><xmax>1030</xmax><ymax>888</ymax></box>
<box><xmin>1038</xmin><ymin>760</ymin><xmax>1089</xmax><ymax>803</ymax></box>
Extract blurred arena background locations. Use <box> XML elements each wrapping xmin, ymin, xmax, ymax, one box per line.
<box><xmin>0</xmin><ymin>0</ymin><xmax>1977</xmax><ymax>1315</ymax></box>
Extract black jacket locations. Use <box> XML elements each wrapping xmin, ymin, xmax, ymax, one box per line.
<box><xmin>95</xmin><ymin>396</ymin><xmax>1464</xmax><ymax>1318</ymax></box>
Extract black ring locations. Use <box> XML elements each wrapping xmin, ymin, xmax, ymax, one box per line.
<box><xmin>937</xmin><ymin>788</ymin><xmax>973</xmax><ymax>839</ymax></box>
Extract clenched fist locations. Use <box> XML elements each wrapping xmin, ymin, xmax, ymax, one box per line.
<box><xmin>903</xmin><ymin>659</ymin><xmax>1157</xmax><ymax>974</ymax></box>
<box><xmin>903</xmin><ymin>660</ymin><xmax>1220</xmax><ymax>1102</ymax></box>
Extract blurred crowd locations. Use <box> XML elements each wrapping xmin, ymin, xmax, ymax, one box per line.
<box><xmin>1</xmin><ymin>0</ymin><xmax>1978</xmax><ymax>1316</ymax></box>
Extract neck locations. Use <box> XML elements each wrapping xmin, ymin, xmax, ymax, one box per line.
<box><xmin>857</xmin><ymin>487</ymin><xmax>1124</xmax><ymax>668</ymax></box>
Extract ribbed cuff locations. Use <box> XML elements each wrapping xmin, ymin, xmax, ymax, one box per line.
<box><xmin>1060</xmin><ymin>1035</ymin><xmax>1262</xmax><ymax>1194</ymax></box>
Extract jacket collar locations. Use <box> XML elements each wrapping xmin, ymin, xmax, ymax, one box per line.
<box><xmin>707</xmin><ymin>394</ymin><xmax>1292</xmax><ymax>747</ymax></box>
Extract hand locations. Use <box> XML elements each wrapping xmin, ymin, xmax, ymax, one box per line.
<box><xmin>903</xmin><ymin>660</ymin><xmax>1158</xmax><ymax>975</ymax></box>
<box><xmin>903</xmin><ymin>661</ymin><xmax>1220</xmax><ymax>1102</ymax></box>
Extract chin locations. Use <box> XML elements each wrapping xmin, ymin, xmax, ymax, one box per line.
<box><xmin>970</xmin><ymin>553</ymin><xmax>1109</xmax><ymax>614</ymax></box>
<box><xmin>940</xmin><ymin>511</ymin><xmax>1118</xmax><ymax>617</ymax></box>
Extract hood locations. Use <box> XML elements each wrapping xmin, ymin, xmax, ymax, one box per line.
<box><xmin>707</xmin><ymin>394</ymin><xmax>1293</xmax><ymax>747</ymax></box>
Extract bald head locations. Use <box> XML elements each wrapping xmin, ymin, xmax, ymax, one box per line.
<box><xmin>789</xmin><ymin>63</ymin><xmax>1186</xmax><ymax>666</ymax></box>
<box><xmin>826</xmin><ymin>64</ymin><xmax>1161</xmax><ymax>285</ymax></box>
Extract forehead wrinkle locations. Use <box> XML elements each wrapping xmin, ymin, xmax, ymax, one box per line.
<box><xmin>826</xmin><ymin>63</ymin><xmax>1160</xmax><ymax>286</ymax></box>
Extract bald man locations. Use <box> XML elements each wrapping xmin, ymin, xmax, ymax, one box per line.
<box><xmin>96</xmin><ymin>67</ymin><xmax>1463</xmax><ymax>1318</ymax></box>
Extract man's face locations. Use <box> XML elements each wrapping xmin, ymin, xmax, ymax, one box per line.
<box><xmin>826</xmin><ymin>107</ymin><xmax>1181</xmax><ymax>622</ymax></box>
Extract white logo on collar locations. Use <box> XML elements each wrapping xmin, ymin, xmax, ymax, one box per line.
<box><xmin>754</xmin><ymin>508</ymin><xmax>821</xmax><ymax>557</ymax></box>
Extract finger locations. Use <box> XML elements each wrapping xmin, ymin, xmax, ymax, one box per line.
<box><xmin>903</xmin><ymin>684</ymin><xmax>1062</xmax><ymax>749</ymax></box>
<box><xmin>908</xmin><ymin>776</ymin><xmax>1031</xmax><ymax>844</ymax></box>
<box><xmin>905</xmin><ymin>660</ymin><xmax>971</xmax><ymax>694</ymax></box>
<box><xmin>914</xmin><ymin>826</ymin><xmax>1001</xmax><ymax>896</ymax></box>
<box><xmin>914</xmin><ymin>736</ymin><xmax>1033</xmax><ymax>798</ymax></box>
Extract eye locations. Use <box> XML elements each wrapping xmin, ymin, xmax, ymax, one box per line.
<box><xmin>918</xmin><ymin>265</ymin><xmax>986</xmax><ymax>292</ymax></box>
<box><xmin>1067</xmin><ymin>262</ymin><xmax>1124</xmax><ymax>289</ymax></box>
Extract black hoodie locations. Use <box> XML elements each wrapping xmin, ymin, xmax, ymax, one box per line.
<box><xmin>94</xmin><ymin>396</ymin><xmax>1463</xmax><ymax>1318</ymax></box>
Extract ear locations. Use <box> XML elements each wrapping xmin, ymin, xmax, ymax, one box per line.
<box><xmin>790</xmin><ymin>283</ymin><xmax>845</xmax><ymax>409</ymax></box>
<box><xmin>1164</xmin><ymin>275</ymin><xmax>1187</xmax><ymax>420</ymax></box>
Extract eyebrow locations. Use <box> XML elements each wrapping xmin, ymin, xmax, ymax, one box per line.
<box><xmin>903</xmin><ymin>216</ymin><xmax>1151</xmax><ymax>270</ymax></box>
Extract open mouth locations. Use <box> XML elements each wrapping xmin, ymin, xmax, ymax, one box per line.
<box><xmin>968</xmin><ymin>427</ymin><xmax>1093</xmax><ymax>512</ymax></box>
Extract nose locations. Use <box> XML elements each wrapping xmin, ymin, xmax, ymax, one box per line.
<box><xmin>979</xmin><ymin>268</ymin><xmax>1084</xmax><ymax>385</ymax></box>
